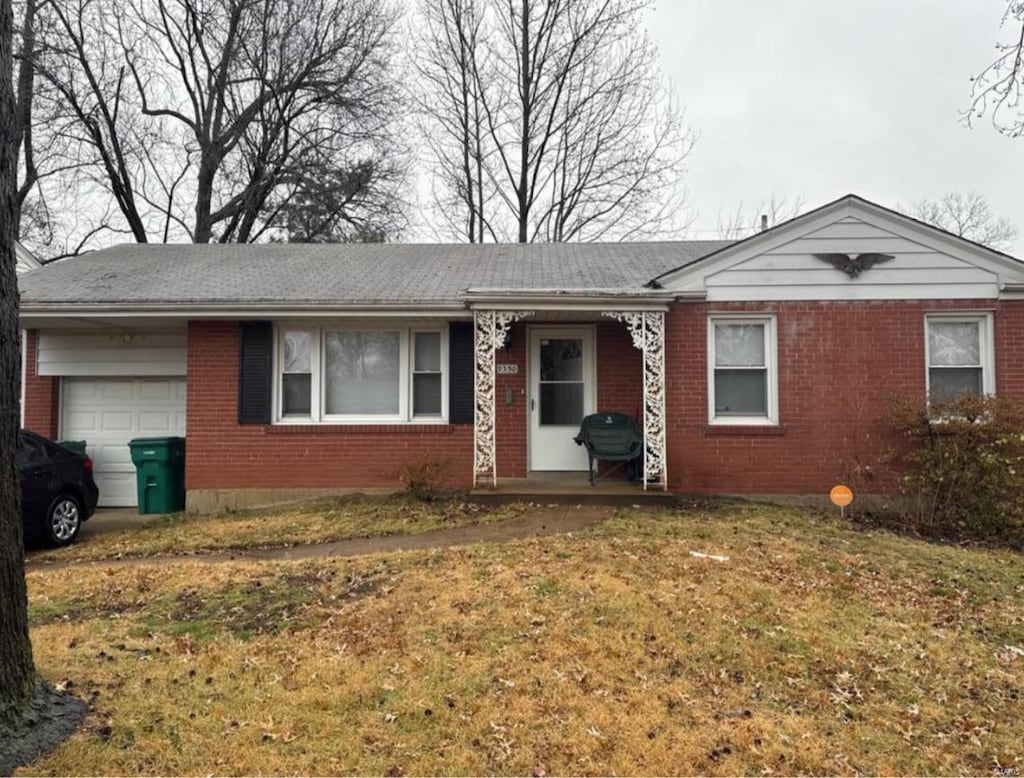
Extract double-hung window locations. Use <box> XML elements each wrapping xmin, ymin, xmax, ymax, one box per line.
<box><xmin>925</xmin><ymin>314</ymin><xmax>994</xmax><ymax>401</ymax></box>
<box><xmin>412</xmin><ymin>332</ymin><xmax>443</xmax><ymax>417</ymax></box>
<box><xmin>708</xmin><ymin>315</ymin><xmax>778</xmax><ymax>425</ymax></box>
<box><xmin>281</xmin><ymin>331</ymin><xmax>313</xmax><ymax>418</ymax></box>
<box><xmin>276</xmin><ymin>326</ymin><xmax>447</xmax><ymax>422</ymax></box>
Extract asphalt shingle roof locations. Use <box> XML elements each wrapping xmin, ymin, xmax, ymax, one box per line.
<box><xmin>18</xmin><ymin>241</ymin><xmax>732</xmax><ymax>307</ymax></box>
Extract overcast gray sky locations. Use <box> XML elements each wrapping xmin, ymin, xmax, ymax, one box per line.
<box><xmin>649</xmin><ymin>0</ymin><xmax>1024</xmax><ymax>251</ymax></box>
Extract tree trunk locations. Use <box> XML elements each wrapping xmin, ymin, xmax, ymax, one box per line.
<box><xmin>13</xmin><ymin>0</ymin><xmax>38</xmax><ymax>236</ymax></box>
<box><xmin>516</xmin><ymin>0</ymin><xmax>530</xmax><ymax>244</ymax></box>
<box><xmin>0</xmin><ymin>5</ymin><xmax>86</xmax><ymax>769</ymax></box>
<box><xmin>194</xmin><ymin>154</ymin><xmax>217</xmax><ymax>243</ymax></box>
<box><xmin>0</xmin><ymin>0</ymin><xmax>37</xmax><ymax>731</ymax></box>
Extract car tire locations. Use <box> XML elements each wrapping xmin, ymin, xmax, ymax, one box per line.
<box><xmin>45</xmin><ymin>494</ymin><xmax>82</xmax><ymax>547</ymax></box>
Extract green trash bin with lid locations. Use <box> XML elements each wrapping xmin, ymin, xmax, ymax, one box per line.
<box><xmin>57</xmin><ymin>440</ymin><xmax>87</xmax><ymax>456</ymax></box>
<box><xmin>128</xmin><ymin>436</ymin><xmax>186</xmax><ymax>514</ymax></box>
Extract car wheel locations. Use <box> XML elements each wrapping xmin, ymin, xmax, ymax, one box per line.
<box><xmin>45</xmin><ymin>494</ymin><xmax>82</xmax><ymax>547</ymax></box>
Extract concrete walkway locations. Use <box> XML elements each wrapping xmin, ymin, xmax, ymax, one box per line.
<box><xmin>27</xmin><ymin>505</ymin><xmax>615</xmax><ymax>572</ymax></box>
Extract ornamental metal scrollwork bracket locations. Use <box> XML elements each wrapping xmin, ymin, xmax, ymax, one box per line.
<box><xmin>473</xmin><ymin>310</ymin><xmax>534</xmax><ymax>487</ymax></box>
<box><xmin>602</xmin><ymin>311</ymin><xmax>667</xmax><ymax>491</ymax></box>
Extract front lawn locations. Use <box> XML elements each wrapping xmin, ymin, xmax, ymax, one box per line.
<box><xmin>20</xmin><ymin>502</ymin><xmax>1024</xmax><ymax>775</ymax></box>
<box><xmin>27</xmin><ymin>496</ymin><xmax>524</xmax><ymax>564</ymax></box>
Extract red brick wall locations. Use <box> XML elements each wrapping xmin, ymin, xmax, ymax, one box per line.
<box><xmin>27</xmin><ymin>301</ymin><xmax>1024</xmax><ymax>497</ymax></box>
<box><xmin>665</xmin><ymin>299</ymin><xmax>1024</xmax><ymax>494</ymax></box>
<box><xmin>596</xmin><ymin>321</ymin><xmax>644</xmax><ymax>421</ymax></box>
<box><xmin>493</xmin><ymin>321</ymin><xmax>528</xmax><ymax>478</ymax></box>
<box><xmin>21</xmin><ymin>330</ymin><xmax>59</xmax><ymax>438</ymax></box>
<box><xmin>185</xmin><ymin>321</ymin><xmax>475</xmax><ymax>490</ymax></box>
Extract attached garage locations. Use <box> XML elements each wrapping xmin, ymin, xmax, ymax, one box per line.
<box><xmin>61</xmin><ymin>378</ymin><xmax>186</xmax><ymax>506</ymax></box>
<box><xmin>36</xmin><ymin>331</ymin><xmax>187</xmax><ymax>508</ymax></box>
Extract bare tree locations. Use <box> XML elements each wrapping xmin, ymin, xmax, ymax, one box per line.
<box><xmin>412</xmin><ymin>0</ymin><xmax>493</xmax><ymax>242</ymax></box>
<box><xmin>8</xmin><ymin>0</ymin><xmax>89</xmax><ymax>252</ymax></box>
<box><xmin>31</xmin><ymin>0</ymin><xmax>151</xmax><ymax>244</ymax></box>
<box><xmin>25</xmin><ymin>0</ymin><xmax>406</xmax><ymax>250</ymax></box>
<box><xmin>909</xmin><ymin>192</ymin><xmax>1017</xmax><ymax>251</ymax></box>
<box><xmin>967</xmin><ymin>1</ymin><xmax>1024</xmax><ymax>138</ymax></box>
<box><xmin>413</xmin><ymin>0</ymin><xmax>694</xmax><ymax>243</ymax></box>
<box><xmin>717</xmin><ymin>195</ymin><xmax>805</xmax><ymax>240</ymax></box>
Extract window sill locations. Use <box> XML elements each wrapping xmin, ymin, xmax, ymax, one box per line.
<box><xmin>703</xmin><ymin>424</ymin><xmax>786</xmax><ymax>437</ymax></box>
<box><xmin>265</xmin><ymin>423</ymin><xmax>458</xmax><ymax>435</ymax></box>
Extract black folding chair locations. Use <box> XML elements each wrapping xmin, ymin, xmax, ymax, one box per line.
<box><xmin>573</xmin><ymin>412</ymin><xmax>643</xmax><ymax>486</ymax></box>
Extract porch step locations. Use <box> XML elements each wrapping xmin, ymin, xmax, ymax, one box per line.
<box><xmin>470</xmin><ymin>480</ymin><xmax>676</xmax><ymax>508</ymax></box>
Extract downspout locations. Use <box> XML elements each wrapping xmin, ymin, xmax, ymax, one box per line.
<box><xmin>19</xmin><ymin>329</ymin><xmax>26</xmax><ymax>427</ymax></box>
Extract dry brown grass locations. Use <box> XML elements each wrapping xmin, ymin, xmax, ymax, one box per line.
<box><xmin>19</xmin><ymin>502</ymin><xmax>1024</xmax><ymax>775</ymax></box>
<box><xmin>27</xmin><ymin>496</ymin><xmax>522</xmax><ymax>564</ymax></box>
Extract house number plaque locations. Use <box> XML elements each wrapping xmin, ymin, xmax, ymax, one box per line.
<box><xmin>496</xmin><ymin>363</ymin><xmax>519</xmax><ymax>375</ymax></box>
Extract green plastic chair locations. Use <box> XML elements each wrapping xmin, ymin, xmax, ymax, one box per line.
<box><xmin>573</xmin><ymin>412</ymin><xmax>643</xmax><ymax>486</ymax></box>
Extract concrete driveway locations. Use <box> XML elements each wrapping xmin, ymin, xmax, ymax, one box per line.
<box><xmin>79</xmin><ymin>508</ymin><xmax>150</xmax><ymax>539</ymax></box>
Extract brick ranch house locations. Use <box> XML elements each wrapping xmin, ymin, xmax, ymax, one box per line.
<box><xmin>17</xmin><ymin>194</ymin><xmax>1024</xmax><ymax>511</ymax></box>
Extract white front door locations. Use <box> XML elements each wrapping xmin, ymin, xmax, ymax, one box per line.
<box><xmin>528</xmin><ymin>327</ymin><xmax>596</xmax><ymax>471</ymax></box>
<box><xmin>61</xmin><ymin>377</ymin><xmax>187</xmax><ymax>507</ymax></box>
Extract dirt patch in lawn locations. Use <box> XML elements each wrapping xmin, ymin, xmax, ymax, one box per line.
<box><xmin>30</xmin><ymin>564</ymin><xmax>393</xmax><ymax>643</ymax></box>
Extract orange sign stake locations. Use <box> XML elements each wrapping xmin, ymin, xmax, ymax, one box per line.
<box><xmin>830</xmin><ymin>484</ymin><xmax>853</xmax><ymax>519</ymax></box>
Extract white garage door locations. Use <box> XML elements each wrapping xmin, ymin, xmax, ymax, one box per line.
<box><xmin>61</xmin><ymin>378</ymin><xmax>187</xmax><ymax>507</ymax></box>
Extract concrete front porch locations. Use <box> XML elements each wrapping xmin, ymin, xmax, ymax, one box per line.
<box><xmin>470</xmin><ymin>471</ymin><xmax>676</xmax><ymax>507</ymax></box>
<box><xmin>470</xmin><ymin>304</ymin><xmax>669</xmax><ymax>492</ymax></box>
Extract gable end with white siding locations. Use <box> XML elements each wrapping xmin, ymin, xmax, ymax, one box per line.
<box><xmin>654</xmin><ymin>195</ymin><xmax>1024</xmax><ymax>301</ymax></box>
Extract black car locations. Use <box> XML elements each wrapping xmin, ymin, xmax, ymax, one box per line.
<box><xmin>19</xmin><ymin>430</ymin><xmax>100</xmax><ymax>547</ymax></box>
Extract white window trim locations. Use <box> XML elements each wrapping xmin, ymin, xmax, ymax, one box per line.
<box><xmin>707</xmin><ymin>314</ymin><xmax>779</xmax><ymax>426</ymax></box>
<box><xmin>924</xmin><ymin>312</ymin><xmax>996</xmax><ymax>399</ymax></box>
<box><xmin>410</xmin><ymin>329</ymin><xmax>448</xmax><ymax>420</ymax></box>
<box><xmin>273</xmin><ymin>324</ymin><xmax>449</xmax><ymax>424</ymax></box>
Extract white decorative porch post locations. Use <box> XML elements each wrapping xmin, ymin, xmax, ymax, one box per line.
<box><xmin>473</xmin><ymin>310</ymin><xmax>533</xmax><ymax>487</ymax></box>
<box><xmin>602</xmin><ymin>311</ymin><xmax>668</xmax><ymax>490</ymax></box>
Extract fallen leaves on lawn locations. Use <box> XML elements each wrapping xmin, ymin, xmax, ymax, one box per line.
<box><xmin>18</xmin><ymin>504</ymin><xmax>1024</xmax><ymax>776</ymax></box>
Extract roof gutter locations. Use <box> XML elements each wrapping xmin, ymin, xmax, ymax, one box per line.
<box><xmin>20</xmin><ymin>286</ymin><xmax>710</xmax><ymax>319</ymax></box>
<box><xmin>463</xmin><ymin>288</ymin><xmax>678</xmax><ymax>311</ymax></box>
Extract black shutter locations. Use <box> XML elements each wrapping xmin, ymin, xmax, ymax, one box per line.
<box><xmin>449</xmin><ymin>321</ymin><xmax>474</xmax><ymax>424</ymax></box>
<box><xmin>238</xmin><ymin>321</ymin><xmax>273</xmax><ymax>425</ymax></box>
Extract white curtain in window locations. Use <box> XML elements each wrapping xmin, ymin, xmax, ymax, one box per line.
<box><xmin>324</xmin><ymin>332</ymin><xmax>400</xmax><ymax>415</ymax></box>
<box><xmin>715</xmin><ymin>324</ymin><xmax>765</xmax><ymax>367</ymax></box>
<box><xmin>281</xmin><ymin>331</ymin><xmax>312</xmax><ymax>416</ymax></box>
<box><xmin>283</xmin><ymin>331</ymin><xmax>311</xmax><ymax>373</ymax></box>
<box><xmin>929</xmin><ymin>322</ymin><xmax>980</xmax><ymax>366</ymax></box>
